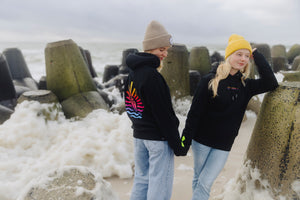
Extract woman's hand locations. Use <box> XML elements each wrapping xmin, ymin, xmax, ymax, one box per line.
<box><xmin>251</xmin><ymin>48</ymin><xmax>257</xmax><ymax>59</ymax></box>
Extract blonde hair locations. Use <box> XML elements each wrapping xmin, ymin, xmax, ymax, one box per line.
<box><xmin>209</xmin><ymin>55</ymin><xmax>251</xmax><ymax>98</ymax></box>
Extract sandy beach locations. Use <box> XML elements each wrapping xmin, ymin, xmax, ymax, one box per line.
<box><xmin>106</xmin><ymin>111</ymin><xmax>256</xmax><ymax>200</ymax></box>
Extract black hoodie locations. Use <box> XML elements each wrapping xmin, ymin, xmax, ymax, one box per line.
<box><xmin>124</xmin><ymin>52</ymin><xmax>186</xmax><ymax>156</ymax></box>
<box><xmin>183</xmin><ymin>50</ymin><xmax>278</xmax><ymax>151</ymax></box>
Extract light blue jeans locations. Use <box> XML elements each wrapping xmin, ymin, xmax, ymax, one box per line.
<box><xmin>192</xmin><ymin>140</ymin><xmax>229</xmax><ymax>200</ymax></box>
<box><xmin>130</xmin><ymin>138</ymin><xmax>174</xmax><ymax>200</ymax></box>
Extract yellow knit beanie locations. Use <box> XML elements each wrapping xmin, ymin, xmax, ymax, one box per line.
<box><xmin>143</xmin><ymin>20</ymin><xmax>172</xmax><ymax>51</ymax></box>
<box><xmin>225</xmin><ymin>34</ymin><xmax>252</xmax><ymax>59</ymax></box>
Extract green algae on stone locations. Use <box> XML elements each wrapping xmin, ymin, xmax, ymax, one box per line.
<box><xmin>45</xmin><ymin>39</ymin><xmax>97</xmax><ymax>101</ymax></box>
<box><xmin>61</xmin><ymin>91</ymin><xmax>109</xmax><ymax>119</ymax></box>
<box><xmin>245</xmin><ymin>82</ymin><xmax>300</xmax><ymax>198</ymax></box>
<box><xmin>189</xmin><ymin>46</ymin><xmax>211</xmax><ymax>77</ymax></box>
<box><xmin>161</xmin><ymin>44</ymin><xmax>190</xmax><ymax>99</ymax></box>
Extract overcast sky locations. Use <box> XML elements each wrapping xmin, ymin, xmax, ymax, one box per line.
<box><xmin>0</xmin><ymin>0</ymin><xmax>299</xmax><ymax>46</ymax></box>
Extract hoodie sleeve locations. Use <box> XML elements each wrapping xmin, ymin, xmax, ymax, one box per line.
<box><xmin>182</xmin><ymin>76</ymin><xmax>210</xmax><ymax>148</ymax></box>
<box><xmin>143</xmin><ymin>70</ymin><xmax>186</xmax><ymax>156</ymax></box>
<box><xmin>247</xmin><ymin>50</ymin><xmax>279</xmax><ymax>96</ymax></box>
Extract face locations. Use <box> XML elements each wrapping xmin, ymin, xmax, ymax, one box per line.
<box><xmin>229</xmin><ymin>49</ymin><xmax>251</xmax><ymax>75</ymax></box>
<box><xmin>149</xmin><ymin>47</ymin><xmax>170</xmax><ymax>61</ymax></box>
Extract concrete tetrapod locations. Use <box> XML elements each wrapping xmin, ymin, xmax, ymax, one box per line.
<box><xmin>245</xmin><ymin>82</ymin><xmax>300</xmax><ymax>199</ymax></box>
<box><xmin>189</xmin><ymin>46</ymin><xmax>212</xmax><ymax>77</ymax></box>
<box><xmin>21</xmin><ymin>167</ymin><xmax>118</xmax><ymax>200</ymax></box>
<box><xmin>45</xmin><ymin>39</ymin><xmax>97</xmax><ymax>101</ymax></box>
<box><xmin>160</xmin><ymin>44</ymin><xmax>190</xmax><ymax>99</ymax></box>
<box><xmin>61</xmin><ymin>91</ymin><xmax>109</xmax><ymax>118</ymax></box>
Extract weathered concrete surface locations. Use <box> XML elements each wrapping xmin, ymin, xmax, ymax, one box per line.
<box><xmin>282</xmin><ymin>71</ymin><xmax>300</xmax><ymax>82</ymax></box>
<box><xmin>61</xmin><ymin>91</ymin><xmax>109</xmax><ymax>118</ymax></box>
<box><xmin>21</xmin><ymin>167</ymin><xmax>118</xmax><ymax>200</ymax></box>
<box><xmin>45</xmin><ymin>39</ymin><xmax>97</xmax><ymax>101</ymax></box>
<box><xmin>245</xmin><ymin>82</ymin><xmax>300</xmax><ymax>198</ymax></box>
<box><xmin>161</xmin><ymin>44</ymin><xmax>190</xmax><ymax>98</ymax></box>
<box><xmin>17</xmin><ymin>90</ymin><xmax>59</xmax><ymax>104</ymax></box>
<box><xmin>189</xmin><ymin>46</ymin><xmax>211</xmax><ymax>77</ymax></box>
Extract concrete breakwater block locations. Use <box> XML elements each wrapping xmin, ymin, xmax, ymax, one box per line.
<box><xmin>244</xmin><ymin>82</ymin><xmax>300</xmax><ymax>198</ymax></box>
<box><xmin>189</xmin><ymin>46</ymin><xmax>212</xmax><ymax>77</ymax></box>
<box><xmin>0</xmin><ymin>53</ymin><xmax>16</xmax><ymax>101</ymax></box>
<box><xmin>287</xmin><ymin>44</ymin><xmax>300</xmax><ymax>64</ymax></box>
<box><xmin>13</xmin><ymin>77</ymin><xmax>38</xmax><ymax>91</ymax></box>
<box><xmin>17</xmin><ymin>90</ymin><xmax>59</xmax><ymax>104</ymax></box>
<box><xmin>20</xmin><ymin>166</ymin><xmax>118</xmax><ymax>200</ymax></box>
<box><xmin>61</xmin><ymin>91</ymin><xmax>109</xmax><ymax>118</ymax></box>
<box><xmin>271</xmin><ymin>44</ymin><xmax>286</xmax><ymax>58</ymax></box>
<box><xmin>292</xmin><ymin>55</ymin><xmax>300</xmax><ymax>71</ymax></box>
<box><xmin>2</xmin><ymin>48</ymin><xmax>32</xmax><ymax>80</ymax></box>
<box><xmin>282</xmin><ymin>71</ymin><xmax>300</xmax><ymax>82</ymax></box>
<box><xmin>0</xmin><ymin>104</ymin><xmax>13</xmax><ymax>124</ymax></box>
<box><xmin>45</xmin><ymin>39</ymin><xmax>97</xmax><ymax>101</ymax></box>
<box><xmin>161</xmin><ymin>44</ymin><xmax>190</xmax><ymax>98</ymax></box>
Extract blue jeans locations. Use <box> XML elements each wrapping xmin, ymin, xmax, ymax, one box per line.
<box><xmin>130</xmin><ymin>138</ymin><xmax>174</xmax><ymax>200</ymax></box>
<box><xmin>192</xmin><ymin>140</ymin><xmax>229</xmax><ymax>200</ymax></box>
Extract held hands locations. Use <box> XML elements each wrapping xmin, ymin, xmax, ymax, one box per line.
<box><xmin>177</xmin><ymin>134</ymin><xmax>191</xmax><ymax>156</ymax></box>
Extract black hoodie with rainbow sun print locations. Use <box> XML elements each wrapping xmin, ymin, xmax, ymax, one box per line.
<box><xmin>124</xmin><ymin>52</ymin><xmax>187</xmax><ymax>156</ymax></box>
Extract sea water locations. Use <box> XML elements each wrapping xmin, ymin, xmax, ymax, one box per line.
<box><xmin>0</xmin><ymin>41</ymin><xmax>293</xmax><ymax>199</ymax></box>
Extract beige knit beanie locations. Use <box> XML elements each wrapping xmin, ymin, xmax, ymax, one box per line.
<box><xmin>143</xmin><ymin>20</ymin><xmax>172</xmax><ymax>51</ymax></box>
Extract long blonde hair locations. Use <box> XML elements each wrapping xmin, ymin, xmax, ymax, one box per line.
<box><xmin>209</xmin><ymin>55</ymin><xmax>251</xmax><ymax>98</ymax></box>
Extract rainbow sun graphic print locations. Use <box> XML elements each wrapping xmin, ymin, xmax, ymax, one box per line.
<box><xmin>125</xmin><ymin>81</ymin><xmax>144</xmax><ymax>119</ymax></box>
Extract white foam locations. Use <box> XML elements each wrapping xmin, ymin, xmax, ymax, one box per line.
<box><xmin>0</xmin><ymin>100</ymin><xmax>133</xmax><ymax>199</ymax></box>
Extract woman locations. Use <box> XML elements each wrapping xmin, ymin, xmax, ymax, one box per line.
<box><xmin>124</xmin><ymin>20</ymin><xmax>187</xmax><ymax>200</ymax></box>
<box><xmin>182</xmin><ymin>34</ymin><xmax>278</xmax><ymax>200</ymax></box>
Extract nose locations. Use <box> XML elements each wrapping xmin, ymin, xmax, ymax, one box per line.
<box><xmin>162</xmin><ymin>50</ymin><xmax>168</xmax><ymax>57</ymax></box>
<box><xmin>241</xmin><ymin>55</ymin><xmax>247</xmax><ymax>61</ymax></box>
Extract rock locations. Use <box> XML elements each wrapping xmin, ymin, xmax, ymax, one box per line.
<box><xmin>0</xmin><ymin>53</ymin><xmax>16</xmax><ymax>101</ymax></box>
<box><xmin>0</xmin><ymin>104</ymin><xmax>13</xmax><ymax>124</ymax></box>
<box><xmin>15</xmin><ymin>85</ymin><xmax>32</xmax><ymax>98</ymax></box>
<box><xmin>244</xmin><ymin>82</ymin><xmax>300</xmax><ymax>198</ymax></box>
<box><xmin>2</xmin><ymin>48</ymin><xmax>33</xmax><ymax>79</ymax></box>
<box><xmin>119</xmin><ymin>48</ymin><xmax>138</xmax><ymax>74</ymax></box>
<box><xmin>13</xmin><ymin>77</ymin><xmax>38</xmax><ymax>90</ymax></box>
<box><xmin>246</xmin><ymin>95</ymin><xmax>261</xmax><ymax>115</ymax></box>
<box><xmin>84</xmin><ymin>49</ymin><xmax>98</xmax><ymax>78</ymax></box>
<box><xmin>271</xmin><ymin>44</ymin><xmax>286</xmax><ymax>58</ymax></box>
<box><xmin>103</xmin><ymin>65</ymin><xmax>119</xmax><ymax>83</ymax></box>
<box><xmin>189</xmin><ymin>46</ymin><xmax>211</xmax><ymax>77</ymax></box>
<box><xmin>161</xmin><ymin>44</ymin><xmax>190</xmax><ymax>98</ymax></box>
<box><xmin>291</xmin><ymin>55</ymin><xmax>300</xmax><ymax>71</ymax></box>
<box><xmin>20</xmin><ymin>166</ymin><xmax>118</xmax><ymax>200</ymax></box>
<box><xmin>272</xmin><ymin>56</ymin><xmax>288</xmax><ymax>73</ymax></box>
<box><xmin>17</xmin><ymin>90</ymin><xmax>59</xmax><ymax>104</ymax></box>
<box><xmin>79</xmin><ymin>47</ymin><xmax>98</xmax><ymax>78</ymax></box>
<box><xmin>38</xmin><ymin>76</ymin><xmax>47</xmax><ymax>90</ymax></box>
<box><xmin>45</xmin><ymin>39</ymin><xmax>97</xmax><ymax>101</ymax></box>
<box><xmin>61</xmin><ymin>91</ymin><xmax>109</xmax><ymax>118</ymax></box>
<box><xmin>103</xmin><ymin>74</ymin><xmax>128</xmax><ymax>94</ymax></box>
<box><xmin>282</xmin><ymin>71</ymin><xmax>300</xmax><ymax>82</ymax></box>
<box><xmin>189</xmin><ymin>70</ymin><xmax>201</xmax><ymax>96</ymax></box>
<box><xmin>210</xmin><ymin>51</ymin><xmax>224</xmax><ymax>64</ymax></box>
<box><xmin>287</xmin><ymin>44</ymin><xmax>300</xmax><ymax>64</ymax></box>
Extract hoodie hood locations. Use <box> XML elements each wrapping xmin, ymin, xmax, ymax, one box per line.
<box><xmin>126</xmin><ymin>52</ymin><xmax>160</xmax><ymax>71</ymax></box>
